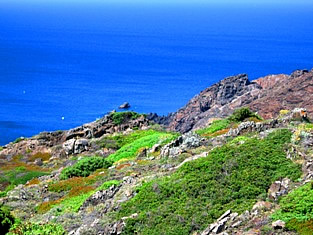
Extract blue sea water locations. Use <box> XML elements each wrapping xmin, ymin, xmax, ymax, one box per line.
<box><xmin>0</xmin><ymin>3</ymin><xmax>313</xmax><ymax>145</ymax></box>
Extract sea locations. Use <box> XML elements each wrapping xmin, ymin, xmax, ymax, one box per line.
<box><xmin>1</xmin><ymin>2</ymin><xmax>313</xmax><ymax>145</ymax></box>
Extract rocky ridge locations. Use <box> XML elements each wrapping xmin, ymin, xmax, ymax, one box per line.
<box><xmin>151</xmin><ymin>69</ymin><xmax>313</xmax><ymax>133</ymax></box>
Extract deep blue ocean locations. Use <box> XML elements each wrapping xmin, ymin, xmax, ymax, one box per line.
<box><xmin>1</xmin><ymin>3</ymin><xmax>313</xmax><ymax>145</ymax></box>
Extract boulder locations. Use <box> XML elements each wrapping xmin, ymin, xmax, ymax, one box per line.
<box><xmin>272</xmin><ymin>220</ymin><xmax>285</xmax><ymax>229</ymax></box>
<box><xmin>63</xmin><ymin>139</ymin><xmax>76</xmax><ymax>155</ymax></box>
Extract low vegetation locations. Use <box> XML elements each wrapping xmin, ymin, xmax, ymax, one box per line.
<box><xmin>106</xmin><ymin>131</ymin><xmax>178</xmax><ymax>163</ymax></box>
<box><xmin>272</xmin><ymin>181</ymin><xmax>313</xmax><ymax>234</ymax></box>
<box><xmin>196</xmin><ymin>119</ymin><xmax>230</xmax><ymax>137</ymax></box>
<box><xmin>0</xmin><ymin>164</ymin><xmax>49</xmax><ymax>197</ymax></box>
<box><xmin>38</xmin><ymin>179</ymin><xmax>120</xmax><ymax>215</ymax></box>
<box><xmin>60</xmin><ymin>156</ymin><xmax>112</xmax><ymax>180</ymax></box>
<box><xmin>109</xmin><ymin>112</ymin><xmax>142</xmax><ymax>125</ymax></box>
<box><xmin>196</xmin><ymin>108</ymin><xmax>262</xmax><ymax>138</ymax></box>
<box><xmin>117</xmin><ymin>129</ymin><xmax>301</xmax><ymax>235</ymax></box>
<box><xmin>96</xmin><ymin>129</ymin><xmax>171</xmax><ymax>150</ymax></box>
<box><xmin>8</xmin><ymin>222</ymin><xmax>66</xmax><ymax>235</ymax></box>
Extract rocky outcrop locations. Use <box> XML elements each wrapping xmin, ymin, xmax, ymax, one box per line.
<box><xmin>201</xmin><ymin>210</ymin><xmax>238</xmax><ymax>235</ymax></box>
<box><xmin>63</xmin><ymin>138</ymin><xmax>89</xmax><ymax>155</ymax></box>
<box><xmin>156</xmin><ymin>69</ymin><xmax>313</xmax><ymax>133</ymax></box>
<box><xmin>166</xmin><ymin>74</ymin><xmax>261</xmax><ymax>133</ymax></box>
<box><xmin>160</xmin><ymin>132</ymin><xmax>205</xmax><ymax>158</ymax></box>
<box><xmin>249</xmin><ymin>69</ymin><xmax>313</xmax><ymax>119</ymax></box>
<box><xmin>65</xmin><ymin>113</ymin><xmax>149</xmax><ymax>140</ymax></box>
<box><xmin>81</xmin><ymin>184</ymin><xmax>121</xmax><ymax>209</ymax></box>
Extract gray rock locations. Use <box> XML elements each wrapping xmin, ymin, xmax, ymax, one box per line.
<box><xmin>201</xmin><ymin>210</ymin><xmax>232</xmax><ymax>235</ymax></box>
<box><xmin>74</xmin><ymin>138</ymin><xmax>89</xmax><ymax>154</ymax></box>
<box><xmin>81</xmin><ymin>184</ymin><xmax>121</xmax><ymax>209</ymax></box>
<box><xmin>63</xmin><ymin>139</ymin><xmax>76</xmax><ymax>155</ymax></box>
<box><xmin>160</xmin><ymin>132</ymin><xmax>203</xmax><ymax>158</ymax></box>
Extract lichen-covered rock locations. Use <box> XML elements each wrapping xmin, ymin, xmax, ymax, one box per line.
<box><xmin>160</xmin><ymin>132</ymin><xmax>204</xmax><ymax>158</ymax></box>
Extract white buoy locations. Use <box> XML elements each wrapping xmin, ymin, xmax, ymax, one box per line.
<box><xmin>61</xmin><ymin>117</ymin><xmax>65</xmax><ymax>120</ymax></box>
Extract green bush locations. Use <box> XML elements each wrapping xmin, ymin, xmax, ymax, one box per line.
<box><xmin>272</xmin><ymin>182</ymin><xmax>313</xmax><ymax>234</ymax></box>
<box><xmin>8</xmin><ymin>222</ymin><xmax>66</xmax><ymax>235</ymax></box>
<box><xmin>117</xmin><ymin>129</ymin><xmax>301</xmax><ymax>235</ymax></box>
<box><xmin>0</xmin><ymin>206</ymin><xmax>15</xmax><ymax>234</ymax></box>
<box><xmin>110</xmin><ymin>112</ymin><xmax>142</xmax><ymax>125</ymax></box>
<box><xmin>60</xmin><ymin>156</ymin><xmax>113</xmax><ymax>180</ymax></box>
<box><xmin>228</xmin><ymin>107</ymin><xmax>261</xmax><ymax>122</ymax></box>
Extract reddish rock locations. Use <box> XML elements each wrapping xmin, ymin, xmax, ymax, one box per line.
<box><xmin>163</xmin><ymin>69</ymin><xmax>313</xmax><ymax>133</ymax></box>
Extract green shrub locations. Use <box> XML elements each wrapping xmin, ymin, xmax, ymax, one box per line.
<box><xmin>110</xmin><ymin>112</ymin><xmax>142</xmax><ymax>125</ymax></box>
<box><xmin>0</xmin><ymin>146</ymin><xmax>3</xmax><ymax>151</ymax></box>
<box><xmin>272</xmin><ymin>182</ymin><xmax>313</xmax><ymax>234</ymax></box>
<box><xmin>0</xmin><ymin>206</ymin><xmax>15</xmax><ymax>234</ymax></box>
<box><xmin>60</xmin><ymin>156</ymin><xmax>113</xmax><ymax>180</ymax></box>
<box><xmin>228</xmin><ymin>107</ymin><xmax>261</xmax><ymax>122</ymax></box>
<box><xmin>8</xmin><ymin>222</ymin><xmax>66</xmax><ymax>235</ymax></box>
<box><xmin>117</xmin><ymin>129</ymin><xmax>301</xmax><ymax>235</ymax></box>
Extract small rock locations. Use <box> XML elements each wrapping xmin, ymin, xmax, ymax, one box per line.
<box><xmin>34</xmin><ymin>158</ymin><xmax>43</xmax><ymax>166</ymax></box>
<box><xmin>119</xmin><ymin>102</ymin><xmax>130</xmax><ymax>109</ymax></box>
<box><xmin>268</xmin><ymin>178</ymin><xmax>290</xmax><ymax>201</ymax></box>
<box><xmin>272</xmin><ymin>220</ymin><xmax>285</xmax><ymax>229</ymax></box>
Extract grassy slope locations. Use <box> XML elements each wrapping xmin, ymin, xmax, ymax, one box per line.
<box><xmin>117</xmin><ymin>129</ymin><xmax>301</xmax><ymax>235</ymax></box>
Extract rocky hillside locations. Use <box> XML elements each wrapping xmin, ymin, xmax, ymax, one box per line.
<box><xmin>158</xmin><ymin>69</ymin><xmax>313</xmax><ymax>133</ymax></box>
<box><xmin>1</xmin><ymin>70</ymin><xmax>313</xmax><ymax>235</ymax></box>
